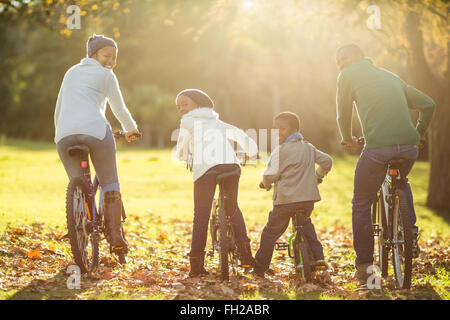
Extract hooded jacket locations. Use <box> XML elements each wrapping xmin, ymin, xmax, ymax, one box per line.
<box><xmin>175</xmin><ymin>107</ymin><xmax>258</xmax><ymax>181</ymax></box>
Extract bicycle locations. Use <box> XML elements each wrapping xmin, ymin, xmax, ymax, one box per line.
<box><xmin>353</xmin><ymin>138</ymin><xmax>413</xmax><ymax>289</ymax></box>
<box><xmin>64</xmin><ymin>131</ymin><xmax>141</xmax><ymax>273</ymax></box>
<box><xmin>208</xmin><ymin>152</ymin><xmax>256</xmax><ymax>281</ymax></box>
<box><xmin>258</xmin><ymin>183</ymin><xmax>325</xmax><ymax>282</ymax></box>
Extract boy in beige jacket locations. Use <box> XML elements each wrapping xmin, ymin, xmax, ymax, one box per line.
<box><xmin>254</xmin><ymin>112</ymin><xmax>333</xmax><ymax>277</ymax></box>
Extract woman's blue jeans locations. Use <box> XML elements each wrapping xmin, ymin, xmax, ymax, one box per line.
<box><xmin>190</xmin><ymin>164</ymin><xmax>250</xmax><ymax>255</ymax></box>
<box><xmin>352</xmin><ymin>144</ymin><xmax>418</xmax><ymax>266</ymax></box>
<box><xmin>56</xmin><ymin>125</ymin><xmax>120</xmax><ymax>193</ymax></box>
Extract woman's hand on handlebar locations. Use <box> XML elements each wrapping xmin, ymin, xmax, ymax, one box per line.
<box><xmin>125</xmin><ymin>129</ymin><xmax>141</xmax><ymax>143</ymax></box>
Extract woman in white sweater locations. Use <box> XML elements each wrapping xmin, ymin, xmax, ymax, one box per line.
<box><xmin>175</xmin><ymin>89</ymin><xmax>258</xmax><ymax>277</ymax></box>
<box><xmin>54</xmin><ymin>34</ymin><xmax>140</xmax><ymax>253</ymax></box>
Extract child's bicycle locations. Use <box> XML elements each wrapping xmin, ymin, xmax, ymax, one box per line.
<box><xmin>258</xmin><ymin>183</ymin><xmax>325</xmax><ymax>282</ymax></box>
<box><xmin>277</xmin><ymin>210</ymin><xmax>326</xmax><ymax>282</ymax></box>
<box><xmin>64</xmin><ymin>131</ymin><xmax>141</xmax><ymax>273</ymax></box>
<box><xmin>208</xmin><ymin>152</ymin><xmax>255</xmax><ymax>281</ymax></box>
<box><xmin>353</xmin><ymin>138</ymin><xmax>414</xmax><ymax>289</ymax></box>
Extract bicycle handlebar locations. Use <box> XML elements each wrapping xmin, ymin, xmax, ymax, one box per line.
<box><xmin>236</xmin><ymin>151</ymin><xmax>261</xmax><ymax>167</ymax></box>
<box><xmin>113</xmin><ymin>131</ymin><xmax>142</xmax><ymax>140</ymax></box>
<box><xmin>341</xmin><ymin>137</ymin><xmax>365</xmax><ymax>149</ymax></box>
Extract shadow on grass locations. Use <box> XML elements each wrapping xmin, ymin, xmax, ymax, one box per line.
<box><xmin>432</xmin><ymin>208</ymin><xmax>450</xmax><ymax>225</ymax></box>
<box><xmin>7</xmin><ymin>269</ymin><xmax>88</xmax><ymax>300</ymax></box>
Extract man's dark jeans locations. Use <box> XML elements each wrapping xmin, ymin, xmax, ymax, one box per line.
<box><xmin>190</xmin><ymin>164</ymin><xmax>250</xmax><ymax>255</ymax></box>
<box><xmin>353</xmin><ymin>144</ymin><xmax>418</xmax><ymax>266</ymax></box>
<box><xmin>254</xmin><ymin>201</ymin><xmax>323</xmax><ymax>274</ymax></box>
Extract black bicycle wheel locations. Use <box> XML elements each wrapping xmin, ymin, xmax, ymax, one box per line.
<box><xmin>66</xmin><ymin>177</ymin><xmax>99</xmax><ymax>274</ymax></box>
<box><xmin>391</xmin><ymin>189</ymin><xmax>413</xmax><ymax>289</ymax></box>
<box><xmin>218</xmin><ymin>207</ymin><xmax>229</xmax><ymax>281</ymax></box>
<box><xmin>293</xmin><ymin>234</ymin><xmax>312</xmax><ymax>282</ymax></box>
<box><xmin>375</xmin><ymin>191</ymin><xmax>389</xmax><ymax>277</ymax></box>
<box><xmin>209</xmin><ymin>200</ymin><xmax>218</xmax><ymax>251</ymax></box>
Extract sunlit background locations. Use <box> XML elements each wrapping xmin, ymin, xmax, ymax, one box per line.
<box><xmin>0</xmin><ymin>0</ymin><xmax>447</xmax><ymax>153</ymax></box>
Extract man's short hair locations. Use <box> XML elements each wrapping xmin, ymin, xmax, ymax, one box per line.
<box><xmin>336</xmin><ymin>44</ymin><xmax>365</xmax><ymax>60</ymax></box>
<box><xmin>273</xmin><ymin>111</ymin><xmax>300</xmax><ymax>131</ymax></box>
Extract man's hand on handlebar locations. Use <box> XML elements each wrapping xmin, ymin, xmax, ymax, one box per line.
<box><xmin>419</xmin><ymin>136</ymin><xmax>426</xmax><ymax>150</ymax></box>
<box><xmin>341</xmin><ymin>136</ymin><xmax>364</xmax><ymax>152</ymax></box>
<box><xmin>341</xmin><ymin>136</ymin><xmax>360</xmax><ymax>148</ymax></box>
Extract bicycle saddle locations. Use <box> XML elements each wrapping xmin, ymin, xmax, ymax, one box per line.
<box><xmin>291</xmin><ymin>209</ymin><xmax>311</xmax><ymax>226</ymax></box>
<box><xmin>388</xmin><ymin>158</ymin><xmax>404</xmax><ymax>169</ymax></box>
<box><xmin>216</xmin><ymin>167</ymin><xmax>241</xmax><ymax>184</ymax></box>
<box><xmin>67</xmin><ymin>145</ymin><xmax>90</xmax><ymax>157</ymax></box>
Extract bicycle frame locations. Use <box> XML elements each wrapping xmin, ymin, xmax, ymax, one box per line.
<box><xmin>275</xmin><ymin>214</ymin><xmax>317</xmax><ymax>277</ymax></box>
<box><xmin>66</xmin><ymin>130</ymin><xmax>137</xmax><ymax>271</ymax></box>
<box><xmin>379</xmin><ymin>168</ymin><xmax>403</xmax><ymax>244</ymax></box>
<box><xmin>217</xmin><ymin>184</ymin><xmax>237</xmax><ymax>256</ymax></box>
<box><xmin>80</xmin><ymin>158</ymin><xmax>102</xmax><ymax>229</ymax></box>
<box><xmin>286</xmin><ymin>219</ymin><xmax>304</xmax><ymax>259</ymax></box>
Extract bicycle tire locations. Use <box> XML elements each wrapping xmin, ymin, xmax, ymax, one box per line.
<box><xmin>218</xmin><ymin>207</ymin><xmax>229</xmax><ymax>281</ymax></box>
<box><xmin>293</xmin><ymin>234</ymin><xmax>312</xmax><ymax>282</ymax></box>
<box><xmin>209</xmin><ymin>200</ymin><xmax>218</xmax><ymax>251</ymax></box>
<box><xmin>375</xmin><ymin>191</ymin><xmax>389</xmax><ymax>277</ymax></box>
<box><xmin>66</xmin><ymin>177</ymin><xmax>99</xmax><ymax>274</ymax></box>
<box><xmin>391</xmin><ymin>188</ymin><xmax>413</xmax><ymax>289</ymax></box>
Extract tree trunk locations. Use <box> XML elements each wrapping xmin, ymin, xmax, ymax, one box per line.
<box><xmin>405</xmin><ymin>11</ymin><xmax>450</xmax><ymax>213</ymax></box>
<box><xmin>142</xmin><ymin>123</ymin><xmax>152</xmax><ymax>147</ymax></box>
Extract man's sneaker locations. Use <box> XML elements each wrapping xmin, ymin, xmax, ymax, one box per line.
<box><xmin>354</xmin><ymin>262</ymin><xmax>373</xmax><ymax>285</ymax></box>
<box><xmin>251</xmin><ymin>269</ymin><xmax>265</xmax><ymax>279</ymax></box>
<box><xmin>412</xmin><ymin>227</ymin><xmax>421</xmax><ymax>259</ymax></box>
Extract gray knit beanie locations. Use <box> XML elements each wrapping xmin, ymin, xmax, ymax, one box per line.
<box><xmin>86</xmin><ymin>34</ymin><xmax>118</xmax><ymax>57</ymax></box>
<box><xmin>176</xmin><ymin>89</ymin><xmax>214</xmax><ymax>109</ymax></box>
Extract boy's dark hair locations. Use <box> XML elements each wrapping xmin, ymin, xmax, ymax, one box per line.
<box><xmin>273</xmin><ymin>111</ymin><xmax>300</xmax><ymax>131</ymax></box>
<box><xmin>336</xmin><ymin>44</ymin><xmax>364</xmax><ymax>61</ymax></box>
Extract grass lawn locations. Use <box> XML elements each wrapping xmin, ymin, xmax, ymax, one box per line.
<box><xmin>0</xmin><ymin>138</ymin><xmax>449</xmax><ymax>300</ymax></box>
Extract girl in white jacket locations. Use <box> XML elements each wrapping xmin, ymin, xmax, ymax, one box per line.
<box><xmin>175</xmin><ymin>89</ymin><xmax>258</xmax><ymax>277</ymax></box>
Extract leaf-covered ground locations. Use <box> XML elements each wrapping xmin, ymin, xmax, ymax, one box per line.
<box><xmin>0</xmin><ymin>143</ymin><xmax>449</xmax><ymax>300</ymax></box>
<box><xmin>0</xmin><ymin>214</ymin><xmax>448</xmax><ymax>300</ymax></box>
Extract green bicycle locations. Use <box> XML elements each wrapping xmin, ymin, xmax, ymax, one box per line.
<box><xmin>273</xmin><ymin>208</ymin><xmax>325</xmax><ymax>282</ymax></box>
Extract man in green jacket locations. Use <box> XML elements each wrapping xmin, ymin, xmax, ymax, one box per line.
<box><xmin>335</xmin><ymin>44</ymin><xmax>435</xmax><ymax>285</ymax></box>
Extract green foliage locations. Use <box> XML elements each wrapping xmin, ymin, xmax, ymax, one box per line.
<box><xmin>0</xmin><ymin>0</ymin><xmax>447</xmax><ymax>151</ymax></box>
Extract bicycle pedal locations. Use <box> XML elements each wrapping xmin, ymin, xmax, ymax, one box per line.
<box><xmin>315</xmin><ymin>265</ymin><xmax>326</xmax><ymax>270</ymax></box>
<box><xmin>111</xmin><ymin>246</ymin><xmax>127</xmax><ymax>254</ymax></box>
<box><xmin>295</xmin><ymin>264</ymin><xmax>305</xmax><ymax>270</ymax></box>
